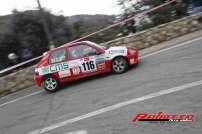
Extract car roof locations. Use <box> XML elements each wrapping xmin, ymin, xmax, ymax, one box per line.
<box><xmin>52</xmin><ymin>41</ymin><xmax>94</xmax><ymax>51</ymax></box>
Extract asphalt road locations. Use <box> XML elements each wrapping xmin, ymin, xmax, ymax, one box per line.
<box><xmin>0</xmin><ymin>36</ymin><xmax>202</xmax><ymax>134</ymax></box>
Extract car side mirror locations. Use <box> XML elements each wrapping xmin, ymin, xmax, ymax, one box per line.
<box><xmin>96</xmin><ymin>51</ymin><xmax>104</xmax><ymax>55</ymax></box>
<box><xmin>87</xmin><ymin>51</ymin><xmax>100</xmax><ymax>56</ymax></box>
<box><xmin>95</xmin><ymin>51</ymin><xmax>101</xmax><ymax>55</ymax></box>
<box><xmin>88</xmin><ymin>49</ymin><xmax>104</xmax><ymax>56</ymax></box>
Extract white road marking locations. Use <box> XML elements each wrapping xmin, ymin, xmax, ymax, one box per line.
<box><xmin>140</xmin><ymin>36</ymin><xmax>202</xmax><ymax>59</ymax></box>
<box><xmin>0</xmin><ymin>91</ymin><xmax>43</xmax><ymax>107</ymax></box>
<box><xmin>27</xmin><ymin>80</ymin><xmax>202</xmax><ymax>134</ymax></box>
<box><xmin>66</xmin><ymin>130</ymin><xmax>87</xmax><ymax>134</ymax></box>
<box><xmin>1</xmin><ymin>36</ymin><xmax>202</xmax><ymax>108</ymax></box>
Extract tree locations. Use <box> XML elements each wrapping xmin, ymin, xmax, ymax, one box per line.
<box><xmin>118</xmin><ymin>0</ymin><xmax>191</xmax><ymax>31</ymax></box>
<box><xmin>10</xmin><ymin>10</ymin><xmax>76</xmax><ymax>60</ymax></box>
<box><xmin>72</xmin><ymin>19</ymin><xmax>85</xmax><ymax>38</ymax></box>
<box><xmin>0</xmin><ymin>9</ymin><xmax>77</xmax><ymax>68</ymax></box>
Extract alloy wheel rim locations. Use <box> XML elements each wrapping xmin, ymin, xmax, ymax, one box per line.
<box><xmin>113</xmin><ymin>58</ymin><xmax>126</xmax><ymax>73</ymax></box>
<box><xmin>44</xmin><ymin>78</ymin><xmax>57</xmax><ymax>90</ymax></box>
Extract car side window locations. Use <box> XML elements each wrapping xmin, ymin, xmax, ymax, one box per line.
<box><xmin>81</xmin><ymin>45</ymin><xmax>98</xmax><ymax>56</ymax></box>
<box><xmin>69</xmin><ymin>46</ymin><xmax>81</xmax><ymax>60</ymax></box>
<box><xmin>49</xmin><ymin>48</ymin><xmax>66</xmax><ymax>64</ymax></box>
<box><xmin>69</xmin><ymin>44</ymin><xmax>98</xmax><ymax>60</ymax></box>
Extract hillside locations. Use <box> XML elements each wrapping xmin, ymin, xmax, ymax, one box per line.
<box><xmin>0</xmin><ymin>15</ymin><xmax>11</xmax><ymax>34</ymax></box>
<box><xmin>67</xmin><ymin>14</ymin><xmax>115</xmax><ymax>35</ymax></box>
<box><xmin>68</xmin><ymin>14</ymin><xmax>114</xmax><ymax>24</ymax></box>
<box><xmin>0</xmin><ymin>14</ymin><xmax>115</xmax><ymax>35</ymax></box>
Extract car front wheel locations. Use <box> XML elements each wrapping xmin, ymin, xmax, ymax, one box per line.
<box><xmin>112</xmin><ymin>57</ymin><xmax>128</xmax><ymax>74</ymax></box>
<box><xmin>42</xmin><ymin>76</ymin><xmax>59</xmax><ymax>92</ymax></box>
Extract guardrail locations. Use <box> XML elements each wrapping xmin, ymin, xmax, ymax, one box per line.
<box><xmin>0</xmin><ymin>0</ymin><xmax>177</xmax><ymax>77</ymax></box>
<box><xmin>0</xmin><ymin>56</ymin><xmax>42</xmax><ymax>76</ymax></box>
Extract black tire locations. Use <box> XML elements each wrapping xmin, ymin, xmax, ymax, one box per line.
<box><xmin>112</xmin><ymin>57</ymin><xmax>128</xmax><ymax>74</ymax></box>
<box><xmin>42</xmin><ymin>76</ymin><xmax>59</xmax><ymax>92</ymax></box>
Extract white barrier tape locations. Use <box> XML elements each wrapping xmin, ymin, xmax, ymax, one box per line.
<box><xmin>0</xmin><ymin>56</ymin><xmax>42</xmax><ymax>75</ymax></box>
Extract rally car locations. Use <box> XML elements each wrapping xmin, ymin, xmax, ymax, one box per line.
<box><xmin>34</xmin><ymin>41</ymin><xmax>139</xmax><ymax>92</ymax></box>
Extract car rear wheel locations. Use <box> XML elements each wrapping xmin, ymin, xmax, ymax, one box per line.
<box><xmin>112</xmin><ymin>57</ymin><xmax>128</xmax><ymax>74</ymax></box>
<box><xmin>42</xmin><ymin>76</ymin><xmax>59</xmax><ymax>92</ymax></box>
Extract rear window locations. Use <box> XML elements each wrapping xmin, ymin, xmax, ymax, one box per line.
<box><xmin>49</xmin><ymin>48</ymin><xmax>66</xmax><ymax>64</ymax></box>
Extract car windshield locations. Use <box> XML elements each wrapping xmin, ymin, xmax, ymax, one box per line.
<box><xmin>85</xmin><ymin>41</ymin><xmax>108</xmax><ymax>50</ymax></box>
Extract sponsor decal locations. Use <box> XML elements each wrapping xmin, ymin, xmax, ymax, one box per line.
<box><xmin>132</xmin><ymin>112</ymin><xmax>195</xmax><ymax>123</ymax></box>
<box><xmin>97</xmin><ymin>63</ymin><xmax>106</xmax><ymax>70</ymax></box>
<box><xmin>82</xmin><ymin>56</ymin><xmax>94</xmax><ymax>62</ymax></box>
<box><xmin>70</xmin><ymin>57</ymin><xmax>97</xmax><ymax>74</ymax></box>
<box><xmin>40</xmin><ymin>67</ymin><xmax>50</xmax><ymax>74</ymax></box>
<box><xmin>81</xmin><ymin>59</ymin><xmax>97</xmax><ymax>73</ymax></box>
<box><xmin>72</xmin><ymin>66</ymin><xmax>81</xmax><ymax>75</ymax></box>
<box><xmin>38</xmin><ymin>62</ymin><xmax>69</xmax><ymax>75</ymax></box>
<box><xmin>95</xmin><ymin>57</ymin><xmax>105</xmax><ymax>64</ymax></box>
<box><xmin>68</xmin><ymin>59</ymin><xmax>81</xmax><ymax>68</ymax></box>
<box><xmin>59</xmin><ymin>69</ymin><xmax>71</xmax><ymax>78</ymax></box>
<box><xmin>50</xmin><ymin>62</ymin><xmax>68</xmax><ymax>72</ymax></box>
<box><xmin>83</xmin><ymin>57</ymin><xmax>90</xmax><ymax>61</ymax></box>
<box><xmin>95</xmin><ymin>55</ymin><xmax>106</xmax><ymax>70</ymax></box>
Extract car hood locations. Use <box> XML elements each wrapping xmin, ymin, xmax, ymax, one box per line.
<box><xmin>104</xmin><ymin>46</ymin><xmax>127</xmax><ymax>59</ymax></box>
<box><xmin>107</xmin><ymin>46</ymin><xmax>127</xmax><ymax>53</ymax></box>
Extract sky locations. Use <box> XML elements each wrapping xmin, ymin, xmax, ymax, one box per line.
<box><xmin>0</xmin><ymin>0</ymin><xmax>121</xmax><ymax>16</ymax></box>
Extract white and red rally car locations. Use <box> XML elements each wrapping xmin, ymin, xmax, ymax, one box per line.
<box><xmin>34</xmin><ymin>41</ymin><xmax>139</xmax><ymax>92</ymax></box>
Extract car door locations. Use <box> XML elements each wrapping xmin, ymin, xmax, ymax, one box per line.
<box><xmin>67</xmin><ymin>43</ymin><xmax>105</xmax><ymax>78</ymax></box>
<box><xmin>48</xmin><ymin>48</ymin><xmax>70</xmax><ymax>79</ymax></box>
